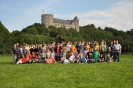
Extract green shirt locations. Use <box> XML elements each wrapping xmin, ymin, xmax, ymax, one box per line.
<box><xmin>93</xmin><ymin>51</ymin><xmax>100</xmax><ymax>60</ymax></box>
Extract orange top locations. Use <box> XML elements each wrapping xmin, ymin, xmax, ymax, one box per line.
<box><xmin>27</xmin><ymin>53</ymin><xmax>32</xmax><ymax>60</ymax></box>
<box><xmin>70</xmin><ymin>45</ymin><xmax>76</xmax><ymax>53</ymax></box>
<box><xmin>46</xmin><ymin>58</ymin><xmax>55</xmax><ymax>64</ymax></box>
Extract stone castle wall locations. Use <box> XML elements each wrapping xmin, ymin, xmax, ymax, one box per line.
<box><xmin>41</xmin><ymin>14</ymin><xmax>79</xmax><ymax>32</ymax></box>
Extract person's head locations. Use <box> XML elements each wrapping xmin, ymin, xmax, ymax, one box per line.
<box><xmin>104</xmin><ymin>41</ymin><xmax>106</xmax><ymax>44</ymax></box>
<box><xmin>21</xmin><ymin>54</ymin><xmax>26</xmax><ymax>58</ymax></box>
<box><xmin>107</xmin><ymin>53</ymin><xmax>110</xmax><ymax>57</ymax></box>
<box><xmin>27</xmin><ymin>51</ymin><xmax>30</xmax><ymax>54</ymax></box>
<box><xmin>110</xmin><ymin>41</ymin><xmax>113</xmax><ymax>45</ymax></box>
<box><xmin>42</xmin><ymin>50</ymin><xmax>45</xmax><ymax>53</ymax></box>
<box><xmin>94</xmin><ymin>48</ymin><xmax>98</xmax><ymax>52</ymax></box>
<box><xmin>115</xmin><ymin>40</ymin><xmax>119</xmax><ymax>44</ymax></box>
<box><xmin>47</xmin><ymin>49</ymin><xmax>50</xmax><ymax>52</ymax></box>
<box><xmin>108</xmin><ymin>47</ymin><xmax>111</xmax><ymax>51</ymax></box>
<box><xmin>70</xmin><ymin>53</ymin><xmax>73</xmax><ymax>55</ymax></box>
<box><xmin>52</xmin><ymin>50</ymin><xmax>55</xmax><ymax>53</ymax></box>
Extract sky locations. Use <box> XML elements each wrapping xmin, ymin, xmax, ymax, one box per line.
<box><xmin>0</xmin><ymin>0</ymin><xmax>133</xmax><ymax>32</ymax></box>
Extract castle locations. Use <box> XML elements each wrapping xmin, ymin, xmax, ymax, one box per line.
<box><xmin>41</xmin><ymin>14</ymin><xmax>79</xmax><ymax>32</ymax></box>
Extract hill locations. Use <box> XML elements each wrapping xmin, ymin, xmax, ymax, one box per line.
<box><xmin>0</xmin><ymin>21</ymin><xmax>133</xmax><ymax>54</ymax></box>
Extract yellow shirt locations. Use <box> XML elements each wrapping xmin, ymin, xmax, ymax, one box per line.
<box><xmin>95</xmin><ymin>45</ymin><xmax>100</xmax><ymax>50</ymax></box>
<box><xmin>86</xmin><ymin>45</ymin><xmax>90</xmax><ymax>50</ymax></box>
<box><xmin>25</xmin><ymin>46</ymin><xmax>30</xmax><ymax>51</ymax></box>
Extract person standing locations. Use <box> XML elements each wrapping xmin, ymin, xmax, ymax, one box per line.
<box><xmin>113</xmin><ymin>40</ymin><xmax>121</xmax><ymax>62</ymax></box>
<box><xmin>11</xmin><ymin>44</ymin><xmax>18</xmax><ymax>64</ymax></box>
<box><xmin>57</xmin><ymin>35</ymin><xmax>65</xmax><ymax>43</ymax></box>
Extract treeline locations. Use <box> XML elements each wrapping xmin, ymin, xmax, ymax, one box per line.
<box><xmin>0</xmin><ymin>21</ymin><xmax>133</xmax><ymax>54</ymax></box>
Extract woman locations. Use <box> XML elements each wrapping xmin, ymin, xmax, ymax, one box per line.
<box><xmin>16</xmin><ymin>54</ymin><xmax>29</xmax><ymax>64</ymax></box>
<box><xmin>46</xmin><ymin>54</ymin><xmax>57</xmax><ymax>64</ymax></box>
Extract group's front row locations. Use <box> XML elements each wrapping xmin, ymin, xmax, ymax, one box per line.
<box><xmin>16</xmin><ymin>49</ymin><xmax>112</xmax><ymax>64</ymax></box>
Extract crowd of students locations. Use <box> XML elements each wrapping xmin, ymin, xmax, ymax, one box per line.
<box><xmin>11</xmin><ymin>39</ymin><xmax>121</xmax><ymax>64</ymax></box>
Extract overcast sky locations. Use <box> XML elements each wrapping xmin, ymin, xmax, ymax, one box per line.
<box><xmin>0</xmin><ymin>0</ymin><xmax>133</xmax><ymax>32</ymax></box>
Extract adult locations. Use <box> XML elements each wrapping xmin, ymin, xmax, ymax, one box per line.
<box><xmin>57</xmin><ymin>35</ymin><xmax>65</xmax><ymax>43</ymax></box>
<box><xmin>11</xmin><ymin>44</ymin><xmax>18</xmax><ymax>64</ymax></box>
<box><xmin>46</xmin><ymin>54</ymin><xmax>56</xmax><ymax>64</ymax></box>
<box><xmin>16</xmin><ymin>54</ymin><xmax>29</xmax><ymax>64</ymax></box>
<box><xmin>112</xmin><ymin>40</ymin><xmax>121</xmax><ymax>62</ymax></box>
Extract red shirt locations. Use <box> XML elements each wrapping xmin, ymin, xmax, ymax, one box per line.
<box><xmin>27</xmin><ymin>53</ymin><xmax>32</xmax><ymax>60</ymax></box>
<box><xmin>22</xmin><ymin>58</ymin><xmax>28</xmax><ymax>63</ymax></box>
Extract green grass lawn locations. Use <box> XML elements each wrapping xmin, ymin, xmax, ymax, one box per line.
<box><xmin>0</xmin><ymin>54</ymin><xmax>133</xmax><ymax>88</ymax></box>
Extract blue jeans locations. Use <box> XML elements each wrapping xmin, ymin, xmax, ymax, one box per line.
<box><xmin>113</xmin><ymin>51</ymin><xmax>120</xmax><ymax>62</ymax></box>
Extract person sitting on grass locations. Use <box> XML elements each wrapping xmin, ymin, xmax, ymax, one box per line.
<box><xmin>38</xmin><ymin>50</ymin><xmax>46</xmax><ymax>63</ymax></box>
<box><xmin>99</xmin><ymin>47</ymin><xmax>105</xmax><ymax>62</ymax></box>
<box><xmin>73</xmin><ymin>49</ymin><xmax>79</xmax><ymax>63</ymax></box>
<box><xmin>46</xmin><ymin>54</ymin><xmax>57</xmax><ymax>64</ymax></box>
<box><xmin>93</xmin><ymin>48</ymin><xmax>100</xmax><ymax>63</ymax></box>
<box><xmin>86</xmin><ymin>48</ymin><xmax>94</xmax><ymax>63</ymax></box>
<box><xmin>63</xmin><ymin>58</ymin><xmax>70</xmax><ymax>64</ymax></box>
<box><xmin>78</xmin><ymin>51</ymin><xmax>87</xmax><ymax>63</ymax></box>
<box><xmin>60</xmin><ymin>50</ymin><xmax>67</xmax><ymax>63</ymax></box>
<box><xmin>16</xmin><ymin>54</ymin><xmax>29</xmax><ymax>64</ymax></box>
<box><xmin>105</xmin><ymin>53</ymin><xmax>112</xmax><ymax>62</ymax></box>
<box><xmin>68</xmin><ymin>52</ymin><xmax>75</xmax><ymax>63</ymax></box>
<box><xmin>26</xmin><ymin>51</ymin><xmax>32</xmax><ymax>63</ymax></box>
<box><xmin>31</xmin><ymin>52</ymin><xmax>38</xmax><ymax>63</ymax></box>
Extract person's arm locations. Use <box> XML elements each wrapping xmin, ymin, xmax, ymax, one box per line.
<box><xmin>119</xmin><ymin>44</ymin><xmax>121</xmax><ymax>53</ymax></box>
<box><xmin>98</xmin><ymin>52</ymin><xmax>100</xmax><ymax>58</ymax></box>
<box><xmin>11</xmin><ymin>48</ymin><xmax>13</xmax><ymax>54</ymax></box>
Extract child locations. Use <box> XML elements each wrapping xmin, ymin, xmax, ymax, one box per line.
<box><xmin>105</xmin><ymin>53</ymin><xmax>112</xmax><ymax>62</ymax></box>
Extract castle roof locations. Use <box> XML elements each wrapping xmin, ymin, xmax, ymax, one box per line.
<box><xmin>53</xmin><ymin>18</ymin><xmax>72</xmax><ymax>24</ymax></box>
<box><xmin>73</xmin><ymin>16</ymin><xmax>79</xmax><ymax>21</ymax></box>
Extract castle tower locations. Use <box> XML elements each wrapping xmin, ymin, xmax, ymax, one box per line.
<box><xmin>41</xmin><ymin>14</ymin><xmax>53</xmax><ymax>28</ymax></box>
<box><xmin>41</xmin><ymin>14</ymin><xmax>79</xmax><ymax>32</ymax></box>
<box><xmin>73</xmin><ymin>16</ymin><xmax>79</xmax><ymax>32</ymax></box>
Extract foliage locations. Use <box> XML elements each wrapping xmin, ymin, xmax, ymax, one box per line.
<box><xmin>0</xmin><ymin>21</ymin><xmax>133</xmax><ymax>54</ymax></box>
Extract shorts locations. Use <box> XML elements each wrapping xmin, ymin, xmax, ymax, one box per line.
<box><xmin>12</xmin><ymin>54</ymin><xmax>17</xmax><ymax>60</ymax></box>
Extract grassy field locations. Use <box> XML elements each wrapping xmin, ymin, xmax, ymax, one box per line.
<box><xmin>0</xmin><ymin>54</ymin><xmax>133</xmax><ymax>88</ymax></box>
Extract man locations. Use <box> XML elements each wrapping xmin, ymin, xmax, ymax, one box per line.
<box><xmin>57</xmin><ymin>35</ymin><xmax>65</xmax><ymax>43</ymax></box>
<box><xmin>113</xmin><ymin>40</ymin><xmax>121</xmax><ymax>62</ymax></box>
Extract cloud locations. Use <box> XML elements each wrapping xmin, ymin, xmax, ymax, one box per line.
<box><xmin>73</xmin><ymin>1</ymin><xmax>133</xmax><ymax>31</ymax></box>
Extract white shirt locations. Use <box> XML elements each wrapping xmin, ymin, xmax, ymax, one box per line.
<box><xmin>113</xmin><ymin>44</ymin><xmax>121</xmax><ymax>50</ymax></box>
<box><xmin>66</xmin><ymin>44</ymin><xmax>71</xmax><ymax>52</ymax></box>
<box><xmin>69</xmin><ymin>55</ymin><xmax>75</xmax><ymax>61</ymax></box>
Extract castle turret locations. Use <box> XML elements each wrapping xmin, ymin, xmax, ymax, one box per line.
<box><xmin>73</xmin><ymin>16</ymin><xmax>79</xmax><ymax>32</ymax></box>
<box><xmin>41</xmin><ymin>14</ymin><xmax>53</xmax><ymax>28</ymax></box>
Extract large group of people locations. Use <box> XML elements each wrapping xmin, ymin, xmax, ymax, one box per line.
<box><xmin>11</xmin><ymin>38</ymin><xmax>121</xmax><ymax>64</ymax></box>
